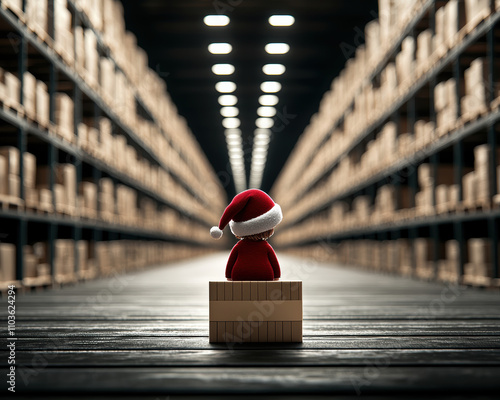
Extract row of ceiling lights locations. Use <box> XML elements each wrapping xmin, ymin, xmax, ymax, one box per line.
<box><xmin>204</xmin><ymin>13</ymin><xmax>294</xmax><ymax>193</ymax></box>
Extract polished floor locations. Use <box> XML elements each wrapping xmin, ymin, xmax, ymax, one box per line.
<box><xmin>3</xmin><ymin>252</ymin><xmax>500</xmax><ymax>398</ymax></box>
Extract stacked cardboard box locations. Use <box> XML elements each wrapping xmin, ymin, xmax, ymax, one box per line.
<box><xmin>0</xmin><ymin>147</ymin><xmax>20</xmax><ymax>199</ymax></box>
<box><xmin>54</xmin><ymin>0</ymin><xmax>74</xmax><ymax>65</ymax></box>
<box><xmin>78</xmin><ymin>181</ymin><xmax>97</xmax><ymax>218</ymax></box>
<box><xmin>36</xmin><ymin>164</ymin><xmax>76</xmax><ymax>214</ymax></box>
<box><xmin>416</xmin><ymin>29</ymin><xmax>433</xmax><ymax>75</ymax></box>
<box><xmin>395</xmin><ymin>36</ymin><xmax>415</xmax><ymax>91</ymax></box>
<box><xmin>464</xmin><ymin>238</ymin><xmax>493</xmax><ymax>286</ymax></box>
<box><xmin>54</xmin><ymin>93</ymin><xmax>75</xmax><ymax>142</ymax></box>
<box><xmin>437</xmin><ymin>240</ymin><xmax>460</xmax><ymax>283</ymax></box>
<box><xmin>0</xmin><ymin>243</ymin><xmax>16</xmax><ymax>283</ymax></box>
<box><xmin>434</xmin><ymin>78</ymin><xmax>458</xmax><ymax>135</ymax></box>
<box><xmin>99</xmin><ymin>178</ymin><xmax>115</xmax><ymax>221</ymax></box>
<box><xmin>462</xmin><ymin>58</ymin><xmax>489</xmax><ymax>122</ymax></box>
<box><xmin>23</xmin><ymin>72</ymin><xmax>37</xmax><ymax>121</ymax></box>
<box><xmin>0</xmin><ymin>69</ymin><xmax>21</xmax><ymax>112</ymax></box>
<box><xmin>464</xmin><ymin>0</ymin><xmax>492</xmax><ymax>32</ymax></box>
<box><xmin>36</xmin><ymin>80</ymin><xmax>50</xmax><ymax>128</ymax></box>
<box><xmin>414</xmin><ymin>238</ymin><xmax>434</xmax><ymax>280</ymax></box>
<box><xmin>25</xmin><ymin>0</ymin><xmax>49</xmax><ymax>40</ymax></box>
<box><xmin>53</xmin><ymin>239</ymin><xmax>76</xmax><ymax>283</ymax></box>
<box><xmin>23</xmin><ymin>152</ymin><xmax>37</xmax><ymax>209</ymax></box>
<box><xmin>84</xmin><ymin>29</ymin><xmax>99</xmax><ymax>89</ymax></box>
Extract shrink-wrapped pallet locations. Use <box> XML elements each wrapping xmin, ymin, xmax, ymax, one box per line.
<box><xmin>0</xmin><ymin>243</ymin><xmax>16</xmax><ymax>282</ymax></box>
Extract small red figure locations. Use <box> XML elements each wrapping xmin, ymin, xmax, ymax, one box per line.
<box><xmin>210</xmin><ymin>189</ymin><xmax>282</xmax><ymax>281</ymax></box>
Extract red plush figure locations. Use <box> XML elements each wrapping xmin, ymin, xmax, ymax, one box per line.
<box><xmin>210</xmin><ymin>189</ymin><xmax>282</xmax><ymax>281</ymax></box>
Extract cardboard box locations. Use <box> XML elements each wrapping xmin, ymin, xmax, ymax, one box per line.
<box><xmin>0</xmin><ymin>243</ymin><xmax>16</xmax><ymax>282</ymax></box>
<box><xmin>209</xmin><ymin>281</ymin><xmax>302</xmax><ymax>343</ymax></box>
<box><xmin>36</xmin><ymin>81</ymin><xmax>50</xmax><ymax>127</ymax></box>
<box><xmin>23</xmin><ymin>152</ymin><xmax>36</xmax><ymax>188</ymax></box>
<box><xmin>0</xmin><ymin>147</ymin><xmax>20</xmax><ymax>176</ymax></box>
<box><xmin>0</xmin><ymin>155</ymin><xmax>7</xmax><ymax>195</ymax></box>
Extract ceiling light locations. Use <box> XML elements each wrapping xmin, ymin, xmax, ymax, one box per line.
<box><xmin>254</xmin><ymin>135</ymin><xmax>270</xmax><ymax>145</ymax></box>
<box><xmin>223</xmin><ymin>117</ymin><xmax>241</xmax><ymax>129</ymax></box>
<box><xmin>221</xmin><ymin>106</ymin><xmax>239</xmax><ymax>117</ymax></box>
<box><xmin>259</xmin><ymin>95</ymin><xmax>279</xmax><ymax>106</ymax></box>
<box><xmin>263</xmin><ymin>64</ymin><xmax>285</xmax><ymax>75</ymax></box>
<box><xmin>212</xmin><ymin>64</ymin><xmax>235</xmax><ymax>75</ymax></box>
<box><xmin>215</xmin><ymin>81</ymin><xmax>236</xmax><ymax>93</ymax></box>
<box><xmin>218</xmin><ymin>95</ymin><xmax>238</xmax><ymax>106</ymax></box>
<box><xmin>257</xmin><ymin>106</ymin><xmax>276</xmax><ymax>117</ymax></box>
<box><xmin>208</xmin><ymin>43</ymin><xmax>232</xmax><ymax>54</ymax></box>
<box><xmin>265</xmin><ymin>43</ymin><xmax>290</xmax><ymax>54</ymax></box>
<box><xmin>260</xmin><ymin>81</ymin><xmax>281</xmax><ymax>93</ymax></box>
<box><xmin>269</xmin><ymin>15</ymin><xmax>295</xmax><ymax>26</ymax></box>
<box><xmin>256</xmin><ymin>118</ymin><xmax>274</xmax><ymax>129</ymax></box>
<box><xmin>204</xmin><ymin>15</ymin><xmax>230</xmax><ymax>26</ymax></box>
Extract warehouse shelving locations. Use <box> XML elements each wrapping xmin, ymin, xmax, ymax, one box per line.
<box><xmin>272</xmin><ymin>0</ymin><xmax>500</xmax><ymax>288</ymax></box>
<box><xmin>0</xmin><ymin>0</ymin><xmax>226</xmax><ymax>290</ymax></box>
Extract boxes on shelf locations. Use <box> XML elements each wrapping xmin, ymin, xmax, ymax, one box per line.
<box><xmin>54</xmin><ymin>0</ymin><xmax>74</xmax><ymax>65</ymax></box>
<box><xmin>78</xmin><ymin>181</ymin><xmax>97</xmax><ymax>218</ymax></box>
<box><xmin>434</xmin><ymin>78</ymin><xmax>457</xmax><ymax>135</ymax></box>
<box><xmin>84</xmin><ymin>29</ymin><xmax>99</xmax><ymax>89</ymax></box>
<box><xmin>0</xmin><ymin>243</ymin><xmax>16</xmax><ymax>283</ymax></box>
<box><xmin>414</xmin><ymin>238</ymin><xmax>435</xmax><ymax>280</ymax></box>
<box><xmin>464</xmin><ymin>238</ymin><xmax>493</xmax><ymax>286</ymax></box>
<box><xmin>36</xmin><ymin>80</ymin><xmax>50</xmax><ymax>128</ymax></box>
<box><xmin>23</xmin><ymin>72</ymin><xmax>37</xmax><ymax>121</ymax></box>
<box><xmin>464</xmin><ymin>0</ymin><xmax>492</xmax><ymax>32</ymax></box>
<box><xmin>462</xmin><ymin>58</ymin><xmax>489</xmax><ymax>122</ymax></box>
<box><xmin>437</xmin><ymin>240</ymin><xmax>461</xmax><ymax>283</ymax></box>
<box><xmin>25</xmin><ymin>0</ymin><xmax>49</xmax><ymax>40</ymax></box>
<box><xmin>54</xmin><ymin>93</ymin><xmax>74</xmax><ymax>142</ymax></box>
<box><xmin>0</xmin><ymin>147</ymin><xmax>20</xmax><ymax>199</ymax></box>
<box><xmin>53</xmin><ymin>239</ymin><xmax>76</xmax><ymax>283</ymax></box>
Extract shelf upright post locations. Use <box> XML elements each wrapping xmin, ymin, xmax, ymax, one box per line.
<box><xmin>17</xmin><ymin>32</ymin><xmax>27</xmax><ymax>202</ymax></box>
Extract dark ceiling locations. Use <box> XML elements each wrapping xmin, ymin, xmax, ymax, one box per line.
<box><xmin>120</xmin><ymin>0</ymin><xmax>378</xmax><ymax>198</ymax></box>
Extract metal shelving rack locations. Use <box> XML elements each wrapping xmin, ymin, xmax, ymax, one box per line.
<box><xmin>272</xmin><ymin>0</ymin><xmax>500</xmax><ymax>287</ymax></box>
<box><xmin>0</xmin><ymin>1</ymin><xmax>225</xmax><ymax>289</ymax></box>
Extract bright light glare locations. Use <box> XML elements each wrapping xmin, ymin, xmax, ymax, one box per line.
<box><xmin>257</xmin><ymin>106</ymin><xmax>276</xmax><ymax>117</ymax></box>
<box><xmin>204</xmin><ymin>15</ymin><xmax>230</xmax><ymax>26</ymax></box>
<box><xmin>218</xmin><ymin>95</ymin><xmax>238</xmax><ymax>106</ymax></box>
<box><xmin>208</xmin><ymin>43</ymin><xmax>232</xmax><ymax>54</ymax></box>
<box><xmin>215</xmin><ymin>81</ymin><xmax>236</xmax><ymax>93</ymax></box>
<box><xmin>256</xmin><ymin>118</ymin><xmax>274</xmax><ymax>129</ymax></box>
<box><xmin>269</xmin><ymin>15</ymin><xmax>295</xmax><ymax>26</ymax></box>
<box><xmin>263</xmin><ymin>64</ymin><xmax>285</xmax><ymax>75</ymax></box>
<box><xmin>265</xmin><ymin>43</ymin><xmax>290</xmax><ymax>54</ymax></box>
<box><xmin>223</xmin><ymin>118</ymin><xmax>240</xmax><ymax>129</ymax></box>
<box><xmin>221</xmin><ymin>107</ymin><xmax>239</xmax><ymax>117</ymax></box>
<box><xmin>259</xmin><ymin>95</ymin><xmax>279</xmax><ymax>106</ymax></box>
<box><xmin>260</xmin><ymin>81</ymin><xmax>281</xmax><ymax>93</ymax></box>
<box><xmin>212</xmin><ymin>64</ymin><xmax>235</xmax><ymax>75</ymax></box>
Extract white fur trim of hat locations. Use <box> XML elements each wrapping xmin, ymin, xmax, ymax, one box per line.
<box><xmin>229</xmin><ymin>204</ymin><xmax>283</xmax><ymax>237</ymax></box>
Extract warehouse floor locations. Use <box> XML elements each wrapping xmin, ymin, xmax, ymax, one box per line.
<box><xmin>7</xmin><ymin>252</ymin><xmax>500</xmax><ymax>398</ymax></box>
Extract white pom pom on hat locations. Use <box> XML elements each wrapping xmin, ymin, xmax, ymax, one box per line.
<box><xmin>210</xmin><ymin>226</ymin><xmax>223</xmax><ymax>240</ymax></box>
<box><xmin>209</xmin><ymin>189</ymin><xmax>282</xmax><ymax>240</ymax></box>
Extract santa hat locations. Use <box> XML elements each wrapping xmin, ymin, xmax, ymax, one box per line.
<box><xmin>210</xmin><ymin>189</ymin><xmax>282</xmax><ymax>239</ymax></box>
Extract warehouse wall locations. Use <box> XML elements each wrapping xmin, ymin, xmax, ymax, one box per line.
<box><xmin>0</xmin><ymin>0</ymin><xmax>227</xmax><ymax>288</ymax></box>
<box><xmin>272</xmin><ymin>0</ymin><xmax>500</xmax><ymax>288</ymax></box>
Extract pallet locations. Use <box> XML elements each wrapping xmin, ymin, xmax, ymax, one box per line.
<box><xmin>463</xmin><ymin>274</ymin><xmax>492</xmax><ymax>288</ymax></box>
<box><xmin>2</xmin><ymin>101</ymin><xmax>25</xmax><ymax>118</ymax></box>
<box><xmin>0</xmin><ymin>195</ymin><xmax>24</xmax><ymax>211</ymax></box>
<box><xmin>460</xmin><ymin>200</ymin><xmax>491</xmax><ymax>213</ymax></box>
<box><xmin>22</xmin><ymin>275</ymin><xmax>52</xmax><ymax>288</ymax></box>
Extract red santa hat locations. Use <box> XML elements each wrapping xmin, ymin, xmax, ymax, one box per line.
<box><xmin>210</xmin><ymin>189</ymin><xmax>282</xmax><ymax>239</ymax></box>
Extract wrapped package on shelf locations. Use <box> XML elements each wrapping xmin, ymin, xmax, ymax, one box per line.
<box><xmin>464</xmin><ymin>0</ymin><xmax>492</xmax><ymax>31</ymax></box>
<box><xmin>54</xmin><ymin>239</ymin><xmax>75</xmax><ymax>282</ymax></box>
<box><xmin>36</xmin><ymin>80</ymin><xmax>50</xmax><ymax>128</ymax></box>
<box><xmin>23</xmin><ymin>245</ymin><xmax>38</xmax><ymax>279</ymax></box>
<box><xmin>0</xmin><ymin>243</ymin><xmax>16</xmax><ymax>282</ymax></box>
<box><xmin>464</xmin><ymin>238</ymin><xmax>492</xmax><ymax>286</ymax></box>
<box><xmin>74</xmin><ymin>26</ymin><xmax>86</xmax><ymax>76</ymax></box>
<box><xmin>462</xmin><ymin>171</ymin><xmax>477</xmax><ymax>207</ymax></box>
<box><xmin>23</xmin><ymin>152</ymin><xmax>37</xmax><ymax>193</ymax></box>
<box><xmin>100</xmin><ymin>57</ymin><xmax>116</xmax><ymax>106</ymax></box>
<box><xmin>437</xmin><ymin>240</ymin><xmax>460</xmax><ymax>283</ymax></box>
<box><xmin>0</xmin><ymin>147</ymin><xmax>20</xmax><ymax>176</ymax></box>
<box><xmin>84</xmin><ymin>29</ymin><xmax>99</xmax><ymax>89</ymax></box>
<box><xmin>23</xmin><ymin>72</ymin><xmax>37</xmax><ymax>121</ymax></box>
<box><xmin>54</xmin><ymin>0</ymin><xmax>74</xmax><ymax>64</ymax></box>
<box><xmin>54</xmin><ymin>92</ymin><xmax>74</xmax><ymax>141</ymax></box>
<box><xmin>25</xmin><ymin>0</ymin><xmax>49</xmax><ymax>39</ymax></box>
<box><xmin>56</xmin><ymin>164</ymin><xmax>77</xmax><ymax>210</ymax></box>
<box><xmin>462</xmin><ymin>58</ymin><xmax>488</xmax><ymax>121</ymax></box>
<box><xmin>474</xmin><ymin>144</ymin><xmax>491</xmax><ymax>203</ymax></box>
<box><xmin>79</xmin><ymin>181</ymin><xmax>97</xmax><ymax>216</ymax></box>
<box><xmin>416</xmin><ymin>29</ymin><xmax>433</xmax><ymax>73</ymax></box>
<box><xmin>414</xmin><ymin>238</ymin><xmax>434</xmax><ymax>280</ymax></box>
<box><xmin>3</xmin><ymin>71</ymin><xmax>20</xmax><ymax>110</ymax></box>
<box><xmin>0</xmin><ymin>155</ymin><xmax>7</xmax><ymax>195</ymax></box>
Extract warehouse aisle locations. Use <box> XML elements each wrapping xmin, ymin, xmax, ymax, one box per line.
<box><xmin>7</xmin><ymin>252</ymin><xmax>500</xmax><ymax>398</ymax></box>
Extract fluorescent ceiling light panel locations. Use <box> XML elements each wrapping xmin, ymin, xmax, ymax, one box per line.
<box><xmin>221</xmin><ymin>106</ymin><xmax>239</xmax><ymax>117</ymax></box>
<box><xmin>212</xmin><ymin>63</ymin><xmax>235</xmax><ymax>75</ymax></box>
<box><xmin>208</xmin><ymin>43</ymin><xmax>232</xmax><ymax>54</ymax></box>
<box><xmin>259</xmin><ymin>95</ymin><xmax>279</xmax><ymax>106</ymax></box>
<box><xmin>218</xmin><ymin>95</ymin><xmax>238</xmax><ymax>106</ymax></box>
<box><xmin>257</xmin><ymin>106</ymin><xmax>276</xmax><ymax>117</ymax></box>
<box><xmin>215</xmin><ymin>81</ymin><xmax>236</xmax><ymax>93</ymax></box>
<box><xmin>204</xmin><ymin>15</ymin><xmax>230</xmax><ymax>26</ymax></box>
<box><xmin>260</xmin><ymin>81</ymin><xmax>282</xmax><ymax>93</ymax></box>
<box><xmin>265</xmin><ymin>43</ymin><xmax>290</xmax><ymax>54</ymax></box>
<box><xmin>256</xmin><ymin>118</ymin><xmax>274</xmax><ymax>129</ymax></box>
<box><xmin>269</xmin><ymin>15</ymin><xmax>295</xmax><ymax>26</ymax></box>
<box><xmin>223</xmin><ymin>118</ymin><xmax>240</xmax><ymax>129</ymax></box>
<box><xmin>263</xmin><ymin>64</ymin><xmax>285</xmax><ymax>75</ymax></box>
